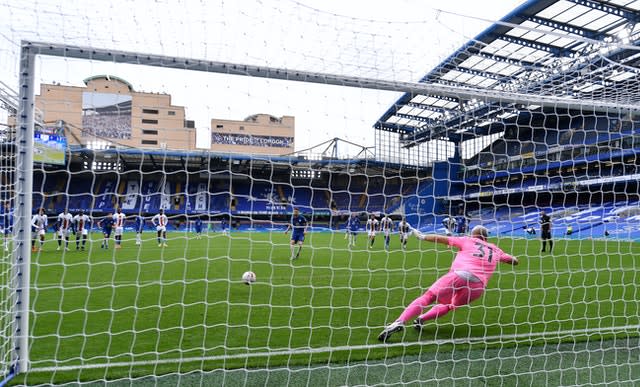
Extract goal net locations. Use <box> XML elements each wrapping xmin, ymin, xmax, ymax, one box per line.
<box><xmin>2</xmin><ymin>1</ymin><xmax>640</xmax><ymax>385</ymax></box>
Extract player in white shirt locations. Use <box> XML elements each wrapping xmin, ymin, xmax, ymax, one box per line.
<box><xmin>73</xmin><ymin>210</ymin><xmax>92</xmax><ymax>250</ymax></box>
<box><xmin>380</xmin><ymin>214</ymin><xmax>394</xmax><ymax>251</ymax></box>
<box><xmin>56</xmin><ymin>209</ymin><xmax>73</xmax><ymax>251</ymax></box>
<box><xmin>31</xmin><ymin>207</ymin><xmax>48</xmax><ymax>252</ymax></box>
<box><xmin>366</xmin><ymin>214</ymin><xmax>379</xmax><ymax>249</ymax></box>
<box><xmin>442</xmin><ymin>216</ymin><xmax>456</xmax><ymax>236</ymax></box>
<box><xmin>112</xmin><ymin>208</ymin><xmax>126</xmax><ymax>249</ymax></box>
<box><xmin>151</xmin><ymin>208</ymin><xmax>169</xmax><ymax>247</ymax></box>
<box><xmin>398</xmin><ymin>217</ymin><xmax>411</xmax><ymax>249</ymax></box>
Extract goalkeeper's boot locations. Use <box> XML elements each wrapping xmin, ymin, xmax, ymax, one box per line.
<box><xmin>413</xmin><ymin>318</ymin><xmax>425</xmax><ymax>331</ymax></box>
<box><xmin>377</xmin><ymin>321</ymin><xmax>403</xmax><ymax>342</ymax></box>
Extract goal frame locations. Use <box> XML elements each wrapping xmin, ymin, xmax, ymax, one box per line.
<box><xmin>8</xmin><ymin>40</ymin><xmax>639</xmax><ymax>379</ymax></box>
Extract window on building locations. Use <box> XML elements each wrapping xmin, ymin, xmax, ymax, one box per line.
<box><xmin>239</xmin><ymin>126</ymin><xmax>245</xmax><ymax>131</ymax></box>
<box><xmin>141</xmin><ymin>139</ymin><xmax>158</xmax><ymax>145</ymax></box>
<box><xmin>184</xmin><ymin>120</ymin><xmax>195</xmax><ymax>128</ymax></box>
<box><xmin>142</xmin><ymin>119</ymin><xmax>158</xmax><ymax>124</ymax></box>
<box><xmin>216</xmin><ymin>125</ymin><xmax>223</xmax><ymax>129</ymax></box>
<box><xmin>168</xmin><ymin>111</ymin><xmax>176</xmax><ymax>116</ymax></box>
<box><xmin>142</xmin><ymin>109</ymin><xmax>159</xmax><ymax>114</ymax></box>
<box><xmin>142</xmin><ymin>129</ymin><xmax>158</xmax><ymax>135</ymax></box>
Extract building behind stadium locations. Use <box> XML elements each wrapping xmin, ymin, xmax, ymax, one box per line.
<box><xmin>32</xmin><ymin>75</ymin><xmax>295</xmax><ymax>155</ymax></box>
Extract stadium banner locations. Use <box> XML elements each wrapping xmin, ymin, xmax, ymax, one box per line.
<box><xmin>34</xmin><ymin>127</ymin><xmax>67</xmax><ymax>165</ymax></box>
<box><xmin>121</xmin><ymin>181</ymin><xmax>140</xmax><ymax>210</ymax></box>
<box><xmin>82</xmin><ymin>92</ymin><xmax>132</xmax><ymax>139</ymax></box>
<box><xmin>211</xmin><ymin>132</ymin><xmax>293</xmax><ymax>148</ymax></box>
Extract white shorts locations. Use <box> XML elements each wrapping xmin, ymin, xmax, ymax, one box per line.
<box><xmin>368</xmin><ymin>231</ymin><xmax>376</xmax><ymax>238</ymax></box>
<box><xmin>114</xmin><ymin>226</ymin><xmax>124</xmax><ymax>236</ymax></box>
<box><xmin>156</xmin><ymin>225</ymin><xmax>166</xmax><ymax>232</ymax></box>
<box><xmin>383</xmin><ymin>229</ymin><xmax>391</xmax><ymax>237</ymax></box>
<box><xmin>400</xmin><ymin>232</ymin><xmax>409</xmax><ymax>240</ymax></box>
<box><xmin>79</xmin><ymin>229</ymin><xmax>88</xmax><ymax>236</ymax></box>
<box><xmin>58</xmin><ymin>229</ymin><xmax>70</xmax><ymax>237</ymax></box>
<box><xmin>38</xmin><ymin>229</ymin><xmax>46</xmax><ymax>236</ymax></box>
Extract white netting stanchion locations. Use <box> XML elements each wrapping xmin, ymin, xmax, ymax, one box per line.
<box><xmin>1</xmin><ymin>1</ymin><xmax>640</xmax><ymax>386</ymax></box>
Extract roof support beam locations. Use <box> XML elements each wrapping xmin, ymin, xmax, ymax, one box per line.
<box><xmin>443</xmin><ymin>65</ymin><xmax>506</xmax><ymax>82</ymax></box>
<box><xmin>495</xmin><ymin>34</ymin><xmax>570</xmax><ymax>57</ymax></box>
<box><xmin>566</xmin><ymin>0</ymin><xmax>640</xmax><ymax>23</ymax></box>
<box><xmin>405</xmin><ymin>102</ymin><xmax>451</xmax><ymax>114</ymax></box>
<box><xmin>393</xmin><ymin>112</ymin><xmax>438</xmax><ymax>125</ymax></box>
<box><xmin>417</xmin><ymin>94</ymin><xmax>459</xmax><ymax>103</ymax></box>
<box><xmin>467</xmin><ymin>49</ymin><xmax>544</xmax><ymax>69</ymax></box>
<box><xmin>374</xmin><ymin>121</ymin><xmax>416</xmax><ymax>134</ymax></box>
<box><xmin>527</xmin><ymin>15</ymin><xmax>602</xmax><ymax>40</ymax></box>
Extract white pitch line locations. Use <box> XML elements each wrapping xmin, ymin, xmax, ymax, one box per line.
<box><xmin>29</xmin><ymin>324</ymin><xmax>640</xmax><ymax>373</ymax></box>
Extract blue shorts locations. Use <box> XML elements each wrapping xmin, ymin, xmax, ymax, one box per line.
<box><xmin>103</xmin><ymin>228</ymin><xmax>112</xmax><ymax>237</ymax></box>
<box><xmin>4</xmin><ymin>227</ymin><xmax>11</xmax><ymax>235</ymax></box>
<box><xmin>291</xmin><ymin>232</ymin><xmax>305</xmax><ymax>243</ymax></box>
<box><xmin>195</xmin><ymin>227</ymin><xmax>202</xmax><ymax>233</ymax></box>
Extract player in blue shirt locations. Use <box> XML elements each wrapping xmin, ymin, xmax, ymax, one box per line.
<box><xmin>194</xmin><ymin>217</ymin><xmax>203</xmax><ymax>239</ymax></box>
<box><xmin>345</xmin><ymin>213</ymin><xmax>360</xmax><ymax>247</ymax></box>
<box><xmin>134</xmin><ymin>215</ymin><xmax>145</xmax><ymax>245</ymax></box>
<box><xmin>2</xmin><ymin>201</ymin><xmax>13</xmax><ymax>252</ymax></box>
<box><xmin>220</xmin><ymin>217</ymin><xmax>229</xmax><ymax>235</ymax></box>
<box><xmin>285</xmin><ymin>207</ymin><xmax>307</xmax><ymax>260</ymax></box>
<box><xmin>98</xmin><ymin>212</ymin><xmax>114</xmax><ymax>249</ymax></box>
<box><xmin>455</xmin><ymin>215</ymin><xmax>468</xmax><ymax>235</ymax></box>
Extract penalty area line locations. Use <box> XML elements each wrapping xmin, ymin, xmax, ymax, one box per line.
<box><xmin>29</xmin><ymin>324</ymin><xmax>640</xmax><ymax>373</ymax></box>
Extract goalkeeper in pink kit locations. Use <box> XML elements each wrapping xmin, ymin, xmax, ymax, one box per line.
<box><xmin>378</xmin><ymin>225</ymin><xmax>518</xmax><ymax>342</ymax></box>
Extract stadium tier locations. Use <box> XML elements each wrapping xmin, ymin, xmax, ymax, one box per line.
<box><xmin>30</xmin><ymin>149</ymin><xmax>425</xmax><ymax>229</ymax></box>
<box><xmin>25</xmin><ymin>116</ymin><xmax>640</xmax><ymax>238</ymax></box>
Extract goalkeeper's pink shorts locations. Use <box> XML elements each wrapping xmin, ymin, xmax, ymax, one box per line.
<box><xmin>427</xmin><ymin>272</ymin><xmax>485</xmax><ymax>306</ymax></box>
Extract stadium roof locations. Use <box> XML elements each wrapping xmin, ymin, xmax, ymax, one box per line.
<box><xmin>375</xmin><ymin>0</ymin><xmax>640</xmax><ymax>145</ymax></box>
<box><xmin>67</xmin><ymin>147</ymin><xmax>428</xmax><ymax>176</ymax></box>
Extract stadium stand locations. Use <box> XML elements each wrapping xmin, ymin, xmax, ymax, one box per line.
<box><xmin>31</xmin><ymin>149</ymin><xmax>425</xmax><ymax>232</ymax></box>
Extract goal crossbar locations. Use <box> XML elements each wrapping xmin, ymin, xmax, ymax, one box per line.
<box><xmin>21</xmin><ymin>41</ymin><xmax>640</xmax><ymax>114</ymax></box>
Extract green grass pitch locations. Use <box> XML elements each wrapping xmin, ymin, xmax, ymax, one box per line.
<box><xmin>8</xmin><ymin>231</ymin><xmax>640</xmax><ymax>384</ymax></box>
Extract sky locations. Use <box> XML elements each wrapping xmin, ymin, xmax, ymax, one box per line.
<box><xmin>0</xmin><ymin>0</ymin><xmax>525</xmax><ymax>157</ymax></box>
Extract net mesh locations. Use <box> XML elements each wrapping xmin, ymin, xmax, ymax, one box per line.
<box><xmin>1</xmin><ymin>0</ymin><xmax>640</xmax><ymax>386</ymax></box>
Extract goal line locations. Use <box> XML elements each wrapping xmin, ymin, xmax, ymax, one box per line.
<box><xmin>29</xmin><ymin>324</ymin><xmax>640</xmax><ymax>373</ymax></box>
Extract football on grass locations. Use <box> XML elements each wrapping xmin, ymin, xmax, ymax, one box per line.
<box><xmin>242</xmin><ymin>271</ymin><xmax>256</xmax><ymax>285</ymax></box>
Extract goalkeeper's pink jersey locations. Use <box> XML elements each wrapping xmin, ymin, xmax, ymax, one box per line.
<box><xmin>447</xmin><ymin>236</ymin><xmax>514</xmax><ymax>286</ymax></box>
